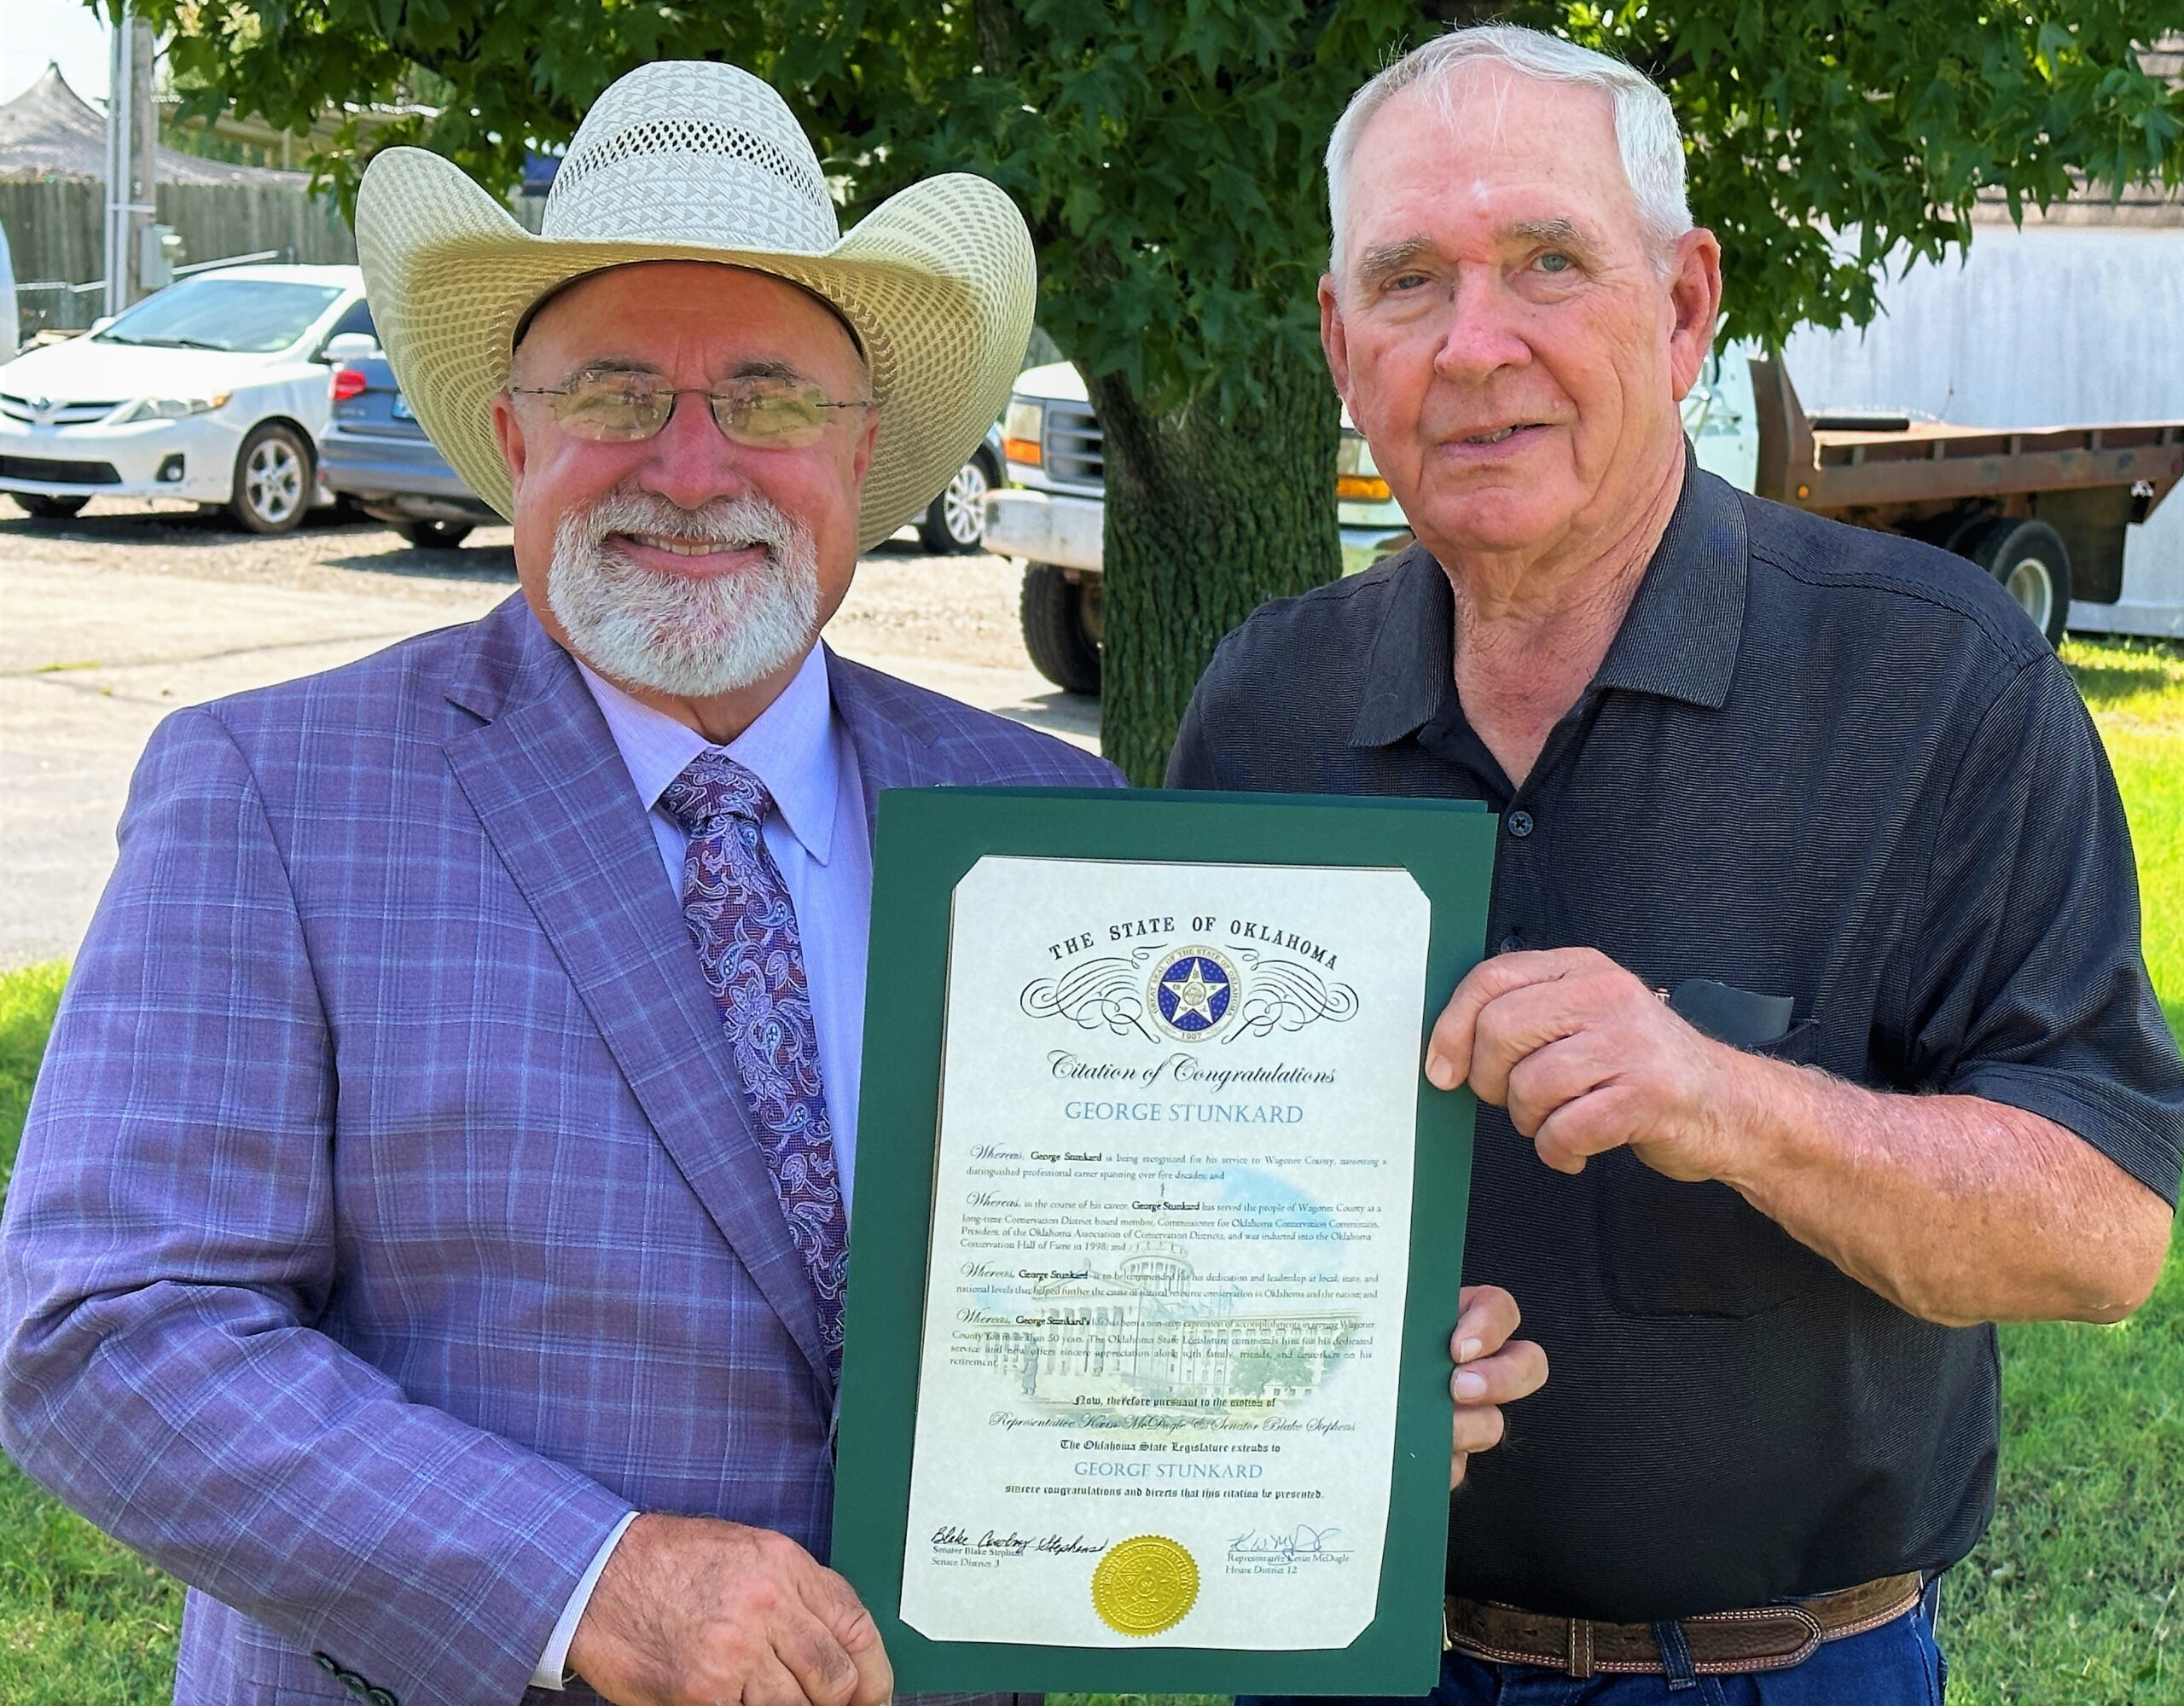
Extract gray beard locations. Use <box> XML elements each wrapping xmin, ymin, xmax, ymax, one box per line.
<box><xmin>547</xmin><ymin>487</ymin><xmax>822</xmax><ymax>698</ymax></box>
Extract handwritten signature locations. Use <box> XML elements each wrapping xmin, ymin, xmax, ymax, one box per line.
<box><xmin>1228</xmin><ymin>1524</ymin><xmax>1351</xmax><ymax>1563</ymax></box>
<box><xmin>931</xmin><ymin>1524</ymin><xmax>1106</xmax><ymax>1557</ymax></box>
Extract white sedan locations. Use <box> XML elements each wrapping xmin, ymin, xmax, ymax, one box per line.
<box><xmin>0</xmin><ymin>264</ymin><xmax>371</xmax><ymax>534</ymax></box>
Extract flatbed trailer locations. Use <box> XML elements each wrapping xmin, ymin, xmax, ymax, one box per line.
<box><xmin>1749</xmin><ymin>356</ymin><xmax>2184</xmax><ymax>647</ymax></box>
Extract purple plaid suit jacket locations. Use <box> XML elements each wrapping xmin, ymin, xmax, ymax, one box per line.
<box><xmin>0</xmin><ymin>594</ymin><xmax>1119</xmax><ymax>1706</ymax></box>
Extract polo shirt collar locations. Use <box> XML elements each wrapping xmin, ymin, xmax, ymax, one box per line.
<box><xmin>576</xmin><ymin>644</ymin><xmax>839</xmax><ymax>865</ymax></box>
<box><xmin>1350</xmin><ymin>544</ymin><xmax>1455</xmax><ymax>748</ymax></box>
<box><xmin>1589</xmin><ymin>453</ymin><xmax>1747</xmax><ymax>711</ymax></box>
<box><xmin>1349</xmin><ymin>449</ymin><xmax>1746</xmax><ymax>750</ymax></box>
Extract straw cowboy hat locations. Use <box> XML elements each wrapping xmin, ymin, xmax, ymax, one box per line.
<box><xmin>353</xmin><ymin>60</ymin><xmax>1035</xmax><ymax>551</ymax></box>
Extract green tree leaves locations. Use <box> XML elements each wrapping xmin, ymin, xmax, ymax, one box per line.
<box><xmin>137</xmin><ymin>2</ymin><xmax>2184</xmax><ymax>380</ymax></box>
<box><xmin>1582</xmin><ymin>0</ymin><xmax>2184</xmax><ymax>346</ymax></box>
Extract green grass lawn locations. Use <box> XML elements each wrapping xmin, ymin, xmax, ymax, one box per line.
<box><xmin>0</xmin><ymin>638</ymin><xmax>2180</xmax><ymax>1703</ymax></box>
<box><xmin>1939</xmin><ymin>638</ymin><xmax>2184</xmax><ymax>1706</ymax></box>
<box><xmin>0</xmin><ymin>963</ymin><xmax>183</xmax><ymax>1705</ymax></box>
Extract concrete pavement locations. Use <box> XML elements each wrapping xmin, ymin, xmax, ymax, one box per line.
<box><xmin>1</xmin><ymin>521</ymin><xmax>1095</xmax><ymax>966</ymax></box>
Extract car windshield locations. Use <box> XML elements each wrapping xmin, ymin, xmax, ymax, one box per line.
<box><xmin>96</xmin><ymin>278</ymin><xmax>346</xmax><ymax>354</ymax></box>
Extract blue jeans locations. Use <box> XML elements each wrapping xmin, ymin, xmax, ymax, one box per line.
<box><xmin>1241</xmin><ymin>1580</ymin><xmax>1947</xmax><ymax>1706</ymax></box>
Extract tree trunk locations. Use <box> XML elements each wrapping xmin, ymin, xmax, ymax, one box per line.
<box><xmin>1086</xmin><ymin>342</ymin><xmax>1343</xmax><ymax>785</ymax></box>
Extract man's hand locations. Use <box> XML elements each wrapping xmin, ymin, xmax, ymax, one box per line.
<box><xmin>1449</xmin><ymin>1285</ymin><xmax>1547</xmax><ymax>1488</ymax></box>
<box><xmin>1426</xmin><ymin>947</ymin><xmax>1752</xmax><ymax>1182</ymax></box>
<box><xmin>568</xmin><ymin>1514</ymin><xmax>892</xmax><ymax>1706</ymax></box>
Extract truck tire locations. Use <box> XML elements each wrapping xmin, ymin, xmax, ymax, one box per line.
<box><xmin>9</xmin><ymin>493</ymin><xmax>90</xmax><ymax>519</ymax></box>
<box><xmin>1020</xmin><ymin>563</ymin><xmax>1102</xmax><ymax>695</ymax></box>
<box><xmin>1963</xmin><ymin>518</ymin><xmax>2071</xmax><ymax>650</ymax></box>
<box><xmin>228</xmin><ymin>422</ymin><xmax>312</xmax><ymax>535</ymax></box>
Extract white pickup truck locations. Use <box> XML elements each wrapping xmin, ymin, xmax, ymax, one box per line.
<box><xmin>982</xmin><ymin>363</ymin><xmax>1412</xmax><ymax>693</ymax></box>
<box><xmin>984</xmin><ymin>353</ymin><xmax>2181</xmax><ymax>692</ymax></box>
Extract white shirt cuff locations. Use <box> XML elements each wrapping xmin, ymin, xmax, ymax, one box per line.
<box><xmin>531</xmin><ymin>1511</ymin><xmax>639</xmax><ymax>1691</ymax></box>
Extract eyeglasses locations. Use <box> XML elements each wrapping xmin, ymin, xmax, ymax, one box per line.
<box><xmin>508</xmin><ymin>373</ymin><xmax>875</xmax><ymax>449</ymax></box>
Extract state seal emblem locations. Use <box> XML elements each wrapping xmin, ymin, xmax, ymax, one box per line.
<box><xmin>1090</xmin><ymin>1533</ymin><xmax>1199</xmax><ymax>1636</ymax></box>
<box><xmin>1147</xmin><ymin>946</ymin><xmax>1237</xmax><ymax>1040</ymax></box>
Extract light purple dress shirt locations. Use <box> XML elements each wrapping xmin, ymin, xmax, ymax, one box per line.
<box><xmin>532</xmin><ymin>645</ymin><xmax>872</xmax><ymax>1687</ymax></box>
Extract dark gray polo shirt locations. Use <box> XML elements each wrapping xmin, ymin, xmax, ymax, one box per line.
<box><xmin>1167</xmin><ymin>461</ymin><xmax>2183</xmax><ymax>1622</ymax></box>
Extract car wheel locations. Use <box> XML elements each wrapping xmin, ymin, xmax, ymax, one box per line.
<box><xmin>9</xmin><ymin>492</ymin><xmax>90</xmax><ymax>520</ymax></box>
<box><xmin>919</xmin><ymin>452</ymin><xmax>995</xmax><ymax>554</ymax></box>
<box><xmin>398</xmin><ymin>519</ymin><xmax>473</xmax><ymax>551</ymax></box>
<box><xmin>1962</xmin><ymin>517</ymin><xmax>2071</xmax><ymax>649</ymax></box>
<box><xmin>229</xmin><ymin>423</ymin><xmax>312</xmax><ymax>535</ymax></box>
<box><xmin>1020</xmin><ymin>563</ymin><xmax>1102</xmax><ymax>695</ymax></box>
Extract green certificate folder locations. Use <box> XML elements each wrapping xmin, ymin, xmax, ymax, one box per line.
<box><xmin>834</xmin><ymin>787</ymin><xmax>1496</xmax><ymax>1695</ymax></box>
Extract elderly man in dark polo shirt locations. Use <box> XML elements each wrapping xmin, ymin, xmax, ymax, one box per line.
<box><xmin>1172</xmin><ymin>23</ymin><xmax>2184</xmax><ymax>1706</ymax></box>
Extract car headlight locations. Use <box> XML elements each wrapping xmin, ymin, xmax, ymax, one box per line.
<box><xmin>119</xmin><ymin>393</ymin><xmax>230</xmax><ymax>423</ymax></box>
<box><xmin>1002</xmin><ymin>397</ymin><xmax>1044</xmax><ymax>466</ymax></box>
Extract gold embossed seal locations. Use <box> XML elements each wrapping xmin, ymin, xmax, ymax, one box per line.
<box><xmin>1090</xmin><ymin>1535</ymin><xmax>1199</xmax><ymax>1637</ymax></box>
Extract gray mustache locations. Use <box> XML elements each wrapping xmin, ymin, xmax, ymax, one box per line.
<box><xmin>581</xmin><ymin>490</ymin><xmax>803</xmax><ymax>554</ymax></box>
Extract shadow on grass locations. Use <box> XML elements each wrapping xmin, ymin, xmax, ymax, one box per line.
<box><xmin>2062</xmin><ymin>635</ymin><xmax>2184</xmax><ymax>715</ymax></box>
<box><xmin>2069</xmin><ymin>659</ymin><xmax>2175</xmax><ymax>711</ymax></box>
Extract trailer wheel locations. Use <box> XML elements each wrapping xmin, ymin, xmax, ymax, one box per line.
<box><xmin>1963</xmin><ymin>518</ymin><xmax>2071</xmax><ymax>650</ymax></box>
<box><xmin>1020</xmin><ymin>563</ymin><xmax>1102</xmax><ymax>695</ymax></box>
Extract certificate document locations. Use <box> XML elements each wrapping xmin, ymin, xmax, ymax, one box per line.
<box><xmin>901</xmin><ymin>855</ymin><xmax>1428</xmax><ymax>1648</ymax></box>
<box><xmin>834</xmin><ymin>787</ymin><xmax>1494</xmax><ymax>1696</ymax></box>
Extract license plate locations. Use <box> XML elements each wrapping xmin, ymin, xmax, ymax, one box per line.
<box><xmin>391</xmin><ymin>393</ymin><xmax>414</xmax><ymax>421</ymax></box>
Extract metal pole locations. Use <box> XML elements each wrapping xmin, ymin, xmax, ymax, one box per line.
<box><xmin>104</xmin><ymin>9</ymin><xmax>128</xmax><ymax>319</ymax></box>
<box><xmin>128</xmin><ymin>12</ymin><xmax>157</xmax><ymax>305</ymax></box>
<box><xmin>102</xmin><ymin>5</ymin><xmax>159</xmax><ymax>318</ymax></box>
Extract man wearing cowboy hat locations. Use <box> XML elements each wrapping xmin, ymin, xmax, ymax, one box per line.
<box><xmin>2</xmin><ymin>61</ymin><xmax>1141</xmax><ymax>1706</ymax></box>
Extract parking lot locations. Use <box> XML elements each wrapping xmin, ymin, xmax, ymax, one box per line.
<box><xmin>0</xmin><ymin>498</ymin><xmax>1096</xmax><ymax>966</ymax></box>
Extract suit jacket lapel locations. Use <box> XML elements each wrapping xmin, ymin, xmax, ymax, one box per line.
<box><xmin>443</xmin><ymin>599</ymin><xmax>831</xmax><ymax>1390</ymax></box>
<box><xmin>825</xmin><ymin>645</ymin><xmax>950</xmax><ymax>825</ymax></box>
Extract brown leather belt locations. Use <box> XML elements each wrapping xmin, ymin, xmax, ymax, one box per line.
<box><xmin>1443</xmin><ymin>1572</ymin><xmax>1925</xmax><ymax>1678</ymax></box>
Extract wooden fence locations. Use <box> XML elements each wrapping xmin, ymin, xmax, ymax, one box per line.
<box><xmin>1</xmin><ymin>177</ymin><xmax>358</xmax><ymax>338</ymax></box>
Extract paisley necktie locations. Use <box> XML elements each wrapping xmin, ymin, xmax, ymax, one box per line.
<box><xmin>661</xmin><ymin>751</ymin><xmax>849</xmax><ymax>1376</ymax></box>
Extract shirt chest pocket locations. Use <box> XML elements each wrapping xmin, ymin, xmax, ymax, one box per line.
<box><xmin>1594</xmin><ymin>1017</ymin><xmax>1837</xmax><ymax>1319</ymax></box>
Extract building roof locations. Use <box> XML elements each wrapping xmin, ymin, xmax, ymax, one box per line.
<box><xmin>0</xmin><ymin>63</ymin><xmax>312</xmax><ymax>187</ymax></box>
